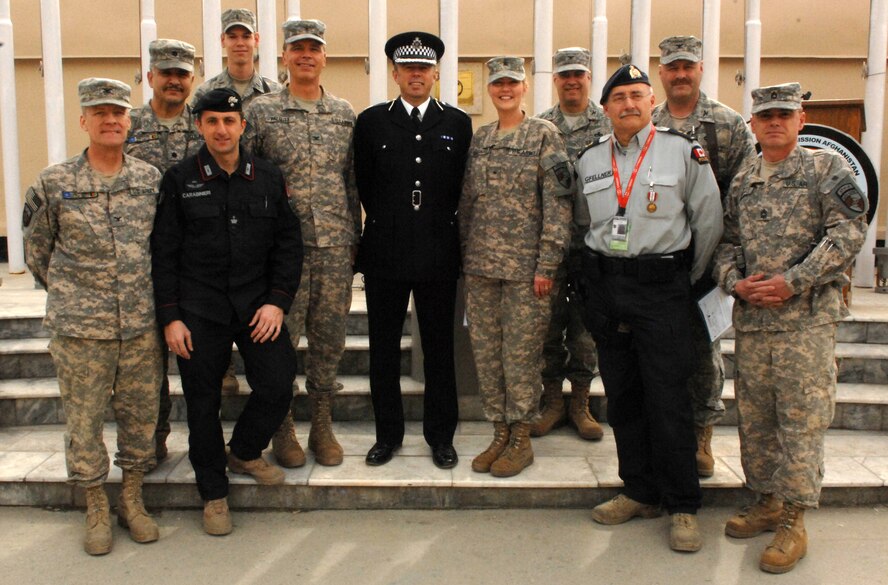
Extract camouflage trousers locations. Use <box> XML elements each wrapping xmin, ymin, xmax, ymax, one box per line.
<box><xmin>465</xmin><ymin>274</ymin><xmax>550</xmax><ymax>423</ymax></box>
<box><xmin>284</xmin><ymin>245</ymin><xmax>352</xmax><ymax>397</ymax></box>
<box><xmin>542</xmin><ymin>267</ymin><xmax>598</xmax><ymax>386</ymax></box>
<box><xmin>687</xmin><ymin>303</ymin><xmax>726</xmax><ymax>426</ymax></box>
<box><xmin>50</xmin><ymin>330</ymin><xmax>162</xmax><ymax>488</ymax></box>
<box><xmin>734</xmin><ymin>324</ymin><xmax>837</xmax><ymax>508</ymax></box>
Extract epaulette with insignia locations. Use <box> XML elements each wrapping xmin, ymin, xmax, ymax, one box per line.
<box><xmin>657</xmin><ymin>126</ymin><xmax>694</xmax><ymax>141</ymax></box>
<box><xmin>576</xmin><ymin>134</ymin><xmax>610</xmax><ymax>159</ymax></box>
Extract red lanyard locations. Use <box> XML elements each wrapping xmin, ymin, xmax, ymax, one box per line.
<box><xmin>611</xmin><ymin>125</ymin><xmax>655</xmax><ymax>216</ymax></box>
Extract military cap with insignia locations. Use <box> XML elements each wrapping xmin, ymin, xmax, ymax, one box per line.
<box><xmin>221</xmin><ymin>8</ymin><xmax>256</xmax><ymax>33</ymax></box>
<box><xmin>599</xmin><ymin>64</ymin><xmax>650</xmax><ymax>104</ymax></box>
<box><xmin>385</xmin><ymin>31</ymin><xmax>444</xmax><ymax>65</ymax></box>
<box><xmin>659</xmin><ymin>35</ymin><xmax>703</xmax><ymax>64</ymax></box>
<box><xmin>149</xmin><ymin>39</ymin><xmax>195</xmax><ymax>72</ymax></box>
<box><xmin>487</xmin><ymin>56</ymin><xmax>526</xmax><ymax>83</ymax></box>
<box><xmin>751</xmin><ymin>82</ymin><xmax>803</xmax><ymax>114</ymax></box>
<box><xmin>78</xmin><ymin>78</ymin><xmax>132</xmax><ymax>109</ymax></box>
<box><xmin>283</xmin><ymin>18</ymin><xmax>326</xmax><ymax>45</ymax></box>
<box><xmin>553</xmin><ymin>47</ymin><xmax>591</xmax><ymax>74</ymax></box>
<box><xmin>193</xmin><ymin>87</ymin><xmax>243</xmax><ymax>116</ymax></box>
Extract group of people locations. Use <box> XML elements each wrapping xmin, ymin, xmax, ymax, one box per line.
<box><xmin>19</xmin><ymin>7</ymin><xmax>868</xmax><ymax>575</ymax></box>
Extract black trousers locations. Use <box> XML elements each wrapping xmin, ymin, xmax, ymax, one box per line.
<box><xmin>584</xmin><ymin>270</ymin><xmax>702</xmax><ymax>514</ymax></box>
<box><xmin>365</xmin><ymin>276</ymin><xmax>459</xmax><ymax>447</ymax></box>
<box><xmin>177</xmin><ymin>309</ymin><xmax>297</xmax><ymax>501</ymax></box>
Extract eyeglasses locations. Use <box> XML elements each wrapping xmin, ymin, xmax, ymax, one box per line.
<box><xmin>608</xmin><ymin>91</ymin><xmax>651</xmax><ymax>105</ymax></box>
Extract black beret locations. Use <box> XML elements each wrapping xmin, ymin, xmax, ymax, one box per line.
<box><xmin>600</xmin><ymin>64</ymin><xmax>651</xmax><ymax>104</ymax></box>
<box><xmin>193</xmin><ymin>88</ymin><xmax>243</xmax><ymax>116</ymax></box>
<box><xmin>384</xmin><ymin>31</ymin><xmax>444</xmax><ymax>65</ymax></box>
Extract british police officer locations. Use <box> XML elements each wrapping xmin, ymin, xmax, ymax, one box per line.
<box><xmin>573</xmin><ymin>65</ymin><xmax>722</xmax><ymax>552</ymax></box>
<box><xmin>151</xmin><ymin>88</ymin><xmax>303</xmax><ymax>536</ymax></box>
<box><xmin>354</xmin><ymin>32</ymin><xmax>473</xmax><ymax>468</ymax></box>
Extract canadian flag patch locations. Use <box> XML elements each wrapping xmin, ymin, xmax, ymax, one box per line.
<box><xmin>691</xmin><ymin>146</ymin><xmax>710</xmax><ymax>165</ymax></box>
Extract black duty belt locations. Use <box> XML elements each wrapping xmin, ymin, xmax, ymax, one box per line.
<box><xmin>598</xmin><ymin>250</ymin><xmax>691</xmax><ymax>277</ymax></box>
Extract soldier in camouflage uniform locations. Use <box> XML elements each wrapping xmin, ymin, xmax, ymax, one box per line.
<box><xmin>243</xmin><ymin>19</ymin><xmax>359</xmax><ymax>468</ymax></box>
<box><xmin>192</xmin><ymin>8</ymin><xmax>283</xmax><ymax>109</ymax></box>
<box><xmin>715</xmin><ymin>83</ymin><xmax>867</xmax><ymax>574</ymax></box>
<box><xmin>23</xmin><ymin>79</ymin><xmax>162</xmax><ymax>555</ymax></box>
<box><xmin>460</xmin><ymin>57</ymin><xmax>573</xmax><ymax>478</ymax></box>
<box><xmin>653</xmin><ymin>35</ymin><xmax>757</xmax><ymax>478</ymax></box>
<box><xmin>126</xmin><ymin>38</ymin><xmax>202</xmax><ymax>464</ymax></box>
<box><xmin>533</xmin><ymin>47</ymin><xmax>610</xmax><ymax>442</ymax></box>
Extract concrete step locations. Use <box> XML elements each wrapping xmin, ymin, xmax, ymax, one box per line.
<box><xmin>1</xmin><ymin>422</ymin><xmax>886</xmax><ymax>509</ymax></box>
<box><xmin>721</xmin><ymin>339</ymin><xmax>888</xmax><ymax>385</ymax></box>
<box><xmin>0</xmin><ymin>335</ymin><xmax>412</xmax><ymax>380</ymax></box>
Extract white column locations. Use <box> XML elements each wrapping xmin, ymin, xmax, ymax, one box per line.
<box><xmin>591</xmin><ymin>0</ymin><xmax>608</xmax><ymax>102</ymax></box>
<box><xmin>139</xmin><ymin>0</ymin><xmax>157</xmax><ymax>105</ymax></box>
<box><xmin>286</xmin><ymin>0</ymin><xmax>301</xmax><ymax>19</ymax></box>
<box><xmin>701</xmin><ymin>0</ymin><xmax>721</xmax><ymax>99</ymax></box>
<box><xmin>0</xmin><ymin>0</ymin><xmax>24</xmax><ymax>272</ymax></box>
<box><xmin>257</xmin><ymin>0</ymin><xmax>277</xmax><ymax>82</ymax></box>
<box><xmin>439</xmin><ymin>0</ymin><xmax>459</xmax><ymax>105</ymax></box>
<box><xmin>368</xmin><ymin>0</ymin><xmax>387</xmax><ymax>104</ymax></box>
<box><xmin>533</xmin><ymin>0</ymin><xmax>553</xmax><ymax>115</ymax></box>
<box><xmin>630</xmin><ymin>0</ymin><xmax>651</xmax><ymax>69</ymax></box>
<box><xmin>742</xmin><ymin>0</ymin><xmax>761</xmax><ymax>118</ymax></box>
<box><xmin>39</xmin><ymin>0</ymin><xmax>65</xmax><ymax>165</ymax></box>
<box><xmin>855</xmin><ymin>0</ymin><xmax>888</xmax><ymax>286</ymax></box>
<box><xmin>202</xmin><ymin>0</ymin><xmax>222</xmax><ymax>80</ymax></box>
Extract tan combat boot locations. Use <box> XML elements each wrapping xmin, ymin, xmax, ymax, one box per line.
<box><xmin>670</xmin><ymin>513</ymin><xmax>703</xmax><ymax>552</ymax></box>
<box><xmin>221</xmin><ymin>361</ymin><xmax>239</xmax><ymax>394</ymax></box>
<box><xmin>568</xmin><ymin>382</ymin><xmax>604</xmax><ymax>441</ymax></box>
<box><xmin>695</xmin><ymin>425</ymin><xmax>715</xmax><ymax>477</ymax></box>
<box><xmin>471</xmin><ymin>422</ymin><xmax>511</xmax><ymax>473</ymax></box>
<box><xmin>84</xmin><ymin>485</ymin><xmax>112</xmax><ymax>556</ymax></box>
<box><xmin>529</xmin><ymin>380</ymin><xmax>566</xmax><ymax>437</ymax></box>
<box><xmin>272</xmin><ymin>415</ymin><xmax>306</xmax><ymax>468</ymax></box>
<box><xmin>308</xmin><ymin>393</ymin><xmax>344</xmax><ymax>466</ymax></box>
<box><xmin>591</xmin><ymin>494</ymin><xmax>662</xmax><ymax>525</ymax></box>
<box><xmin>203</xmin><ymin>497</ymin><xmax>232</xmax><ymax>536</ymax></box>
<box><xmin>227</xmin><ymin>451</ymin><xmax>285</xmax><ymax>484</ymax></box>
<box><xmin>760</xmin><ymin>503</ymin><xmax>808</xmax><ymax>574</ymax></box>
<box><xmin>725</xmin><ymin>493</ymin><xmax>783</xmax><ymax>538</ymax></box>
<box><xmin>490</xmin><ymin>422</ymin><xmax>534</xmax><ymax>477</ymax></box>
<box><xmin>117</xmin><ymin>471</ymin><xmax>159</xmax><ymax>543</ymax></box>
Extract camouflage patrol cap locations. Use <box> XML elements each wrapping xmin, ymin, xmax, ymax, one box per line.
<box><xmin>78</xmin><ymin>78</ymin><xmax>132</xmax><ymax>109</ymax></box>
<box><xmin>283</xmin><ymin>19</ymin><xmax>326</xmax><ymax>45</ymax></box>
<box><xmin>149</xmin><ymin>39</ymin><xmax>195</xmax><ymax>72</ymax></box>
<box><xmin>487</xmin><ymin>56</ymin><xmax>525</xmax><ymax>84</ymax></box>
<box><xmin>659</xmin><ymin>35</ymin><xmax>703</xmax><ymax>64</ymax></box>
<box><xmin>222</xmin><ymin>8</ymin><xmax>256</xmax><ymax>33</ymax></box>
<box><xmin>553</xmin><ymin>47</ymin><xmax>591</xmax><ymax>74</ymax></box>
<box><xmin>751</xmin><ymin>82</ymin><xmax>803</xmax><ymax>114</ymax></box>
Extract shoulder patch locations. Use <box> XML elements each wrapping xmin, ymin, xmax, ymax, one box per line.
<box><xmin>831</xmin><ymin>177</ymin><xmax>867</xmax><ymax>217</ymax></box>
<box><xmin>690</xmin><ymin>145</ymin><xmax>710</xmax><ymax>165</ymax></box>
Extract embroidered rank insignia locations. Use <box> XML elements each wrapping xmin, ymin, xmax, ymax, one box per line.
<box><xmin>831</xmin><ymin>178</ymin><xmax>867</xmax><ymax>217</ymax></box>
<box><xmin>691</xmin><ymin>146</ymin><xmax>710</xmax><ymax>165</ymax></box>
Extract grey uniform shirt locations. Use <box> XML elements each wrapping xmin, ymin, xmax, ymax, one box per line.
<box><xmin>574</xmin><ymin>124</ymin><xmax>723</xmax><ymax>283</ymax></box>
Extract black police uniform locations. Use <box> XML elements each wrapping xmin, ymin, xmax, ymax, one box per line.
<box><xmin>151</xmin><ymin>143</ymin><xmax>303</xmax><ymax>501</ymax></box>
<box><xmin>354</xmin><ymin>97</ymin><xmax>472</xmax><ymax>449</ymax></box>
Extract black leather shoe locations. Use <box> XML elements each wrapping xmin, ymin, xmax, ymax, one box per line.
<box><xmin>365</xmin><ymin>442</ymin><xmax>401</xmax><ymax>466</ymax></box>
<box><xmin>432</xmin><ymin>444</ymin><xmax>458</xmax><ymax>469</ymax></box>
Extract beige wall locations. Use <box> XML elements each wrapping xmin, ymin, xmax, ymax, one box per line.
<box><xmin>0</xmin><ymin>0</ymin><xmax>882</xmax><ymax>239</ymax></box>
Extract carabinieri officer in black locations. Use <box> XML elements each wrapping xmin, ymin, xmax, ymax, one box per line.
<box><xmin>151</xmin><ymin>88</ymin><xmax>303</xmax><ymax>536</ymax></box>
<box><xmin>354</xmin><ymin>31</ymin><xmax>473</xmax><ymax>469</ymax></box>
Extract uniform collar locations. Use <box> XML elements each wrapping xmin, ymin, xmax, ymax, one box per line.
<box><xmin>612</xmin><ymin>122</ymin><xmax>654</xmax><ymax>154</ymax></box>
<box><xmin>749</xmin><ymin>146</ymin><xmax>803</xmax><ymax>184</ymax></box>
<box><xmin>281</xmin><ymin>85</ymin><xmax>334</xmax><ymax>113</ymax></box>
<box><xmin>399</xmin><ymin>96</ymin><xmax>431</xmax><ymax>120</ymax></box>
<box><xmin>196</xmin><ymin>144</ymin><xmax>256</xmax><ymax>181</ymax></box>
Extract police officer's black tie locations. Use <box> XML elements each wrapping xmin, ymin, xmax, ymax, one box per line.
<box><xmin>411</xmin><ymin>106</ymin><xmax>421</xmax><ymax>128</ymax></box>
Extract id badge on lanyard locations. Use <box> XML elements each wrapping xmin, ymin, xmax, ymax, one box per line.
<box><xmin>609</xmin><ymin>126</ymin><xmax>655</xmax><ymax>252</ymax></box>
